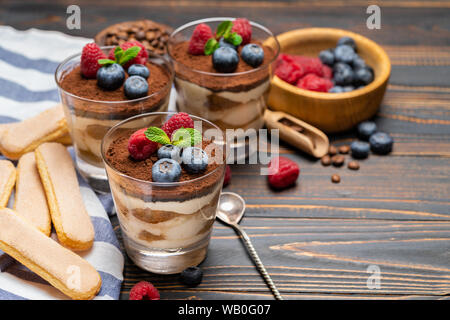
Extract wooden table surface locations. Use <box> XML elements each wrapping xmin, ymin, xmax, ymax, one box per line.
<box><xmin>2</xmin><ymin>0</ymin><xmax>449</xmax><ymax>300</ymax></box>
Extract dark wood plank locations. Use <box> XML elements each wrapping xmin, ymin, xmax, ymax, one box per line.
<box><xmin>117</xmin><ymin>217</ymin><xmax>450</xmax><ymax>299</ymax></box>
<box><xmin>224</xmin><ymin>154</ymin><xmax>450</xmax><ymax>220</ymax></box>
<box><xmin>2</xmin><ymin>0</ymin><xmax>450</xmax><ymax>47</ymax></box>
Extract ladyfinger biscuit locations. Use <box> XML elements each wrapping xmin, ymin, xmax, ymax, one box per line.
<box><xmin>0</xmin><ymin>208</ymin><xmax>101</xmax><ymax>300</ymax></box>
<box><xmin>0</xmin><ymin>105</ymin><xmax>69</xmax><ymax>160</ymax></box>
<box><xmin>35</xmin><ymin>143</ymin><xmax>94</xmax><ymax>251</ymax></box>
<box><xmin>0</xmin><ymin>160</ymin><xmax>16</xmax><ymax>208</ymax></box>
<box><xmin>14</xmin><ymin>152</ymin><xmax>51</xmax><ymax>236</ymax></box>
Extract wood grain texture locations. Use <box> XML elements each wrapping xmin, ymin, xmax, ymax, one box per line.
<box><xmin>1</xmin><ymin>0</ymin><xmax>449</xmax><ymax>300</ymax></box>
<box><xmin>117</xmin><ymin>217</ymin><xmax>450</xmax><ymax>299</ymax></box>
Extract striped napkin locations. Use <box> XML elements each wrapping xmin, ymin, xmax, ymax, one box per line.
<box><xmin>0</xmin><ymin>26</ymin><xmax>124</xmax><ymax>300</ymax></box>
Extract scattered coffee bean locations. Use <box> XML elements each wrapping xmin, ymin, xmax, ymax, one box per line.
<box><xmin>338</xmin><ymin>145</ymin><xmax>350</xmax><ymax>154</ymax></box>
<box><xmin>348</xmin><ymin>161</ymin><xmax>360</xmax><ymax>170</ymax></box>
<box><xmin>321</xmin><ymin>155</ymin><xmax>331</xmax><ymax>166</ymax></box>
<box><xmin>328</xmin><ymin>145</ymin><xmax>338</xmax><ymax>156</ymax></box>
<box><xmin>331</xmin><ymin>155</ymin><xmax>345</xmax><ymax>167</ymax></box>
<box><xmin>331</xmin><ymin>174</ymin><xmax>341</xmax><ymax>183</ymax></box>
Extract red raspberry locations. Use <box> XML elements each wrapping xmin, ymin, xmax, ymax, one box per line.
<box><xmin>322</xmin><ymin>64</ymin><xmax>333</xmax><ymax>79</ymax></box>
<box><xmin>232</xmin><ymin>18</ymin><xmax>252</xmax><ymax>45</ymax></box>
<box><xmin>223</xmin><ymin>165</ymin><xmax>231</xmax><ymax>187</ymax></box>
<box><xmin>108</xmin><ymin>40</ymin><xmax>148</xmax><ymax>69</ymax></box>
<box><xmin>188</xmin><ymin>23</ymin><xmax>213</xmax><ymax>55</ymax></box>
<box><xmin>293</xmin><ymin>56</ymin><xmax>324</xmax><ymax>77</ymax></box>
<box><xmin>274</xmin><ymin>60</ymin><xmax>305</xmax><ymax>84</ymax></box>
<box><xmin>127</xmin><ymin>128</ymin><xmax>158</xmax><ymax>160</ymax></box>
<box><xmin>296</xmin><ymin>74</ymin><xmax>333</xmax><ymax>92</ymax></box>
<box><xmin>162</xmin><ymin>112</ymin><xmax>195</xmax><ymax>139</ymax></box>
<box><xmin>129</xmin><ymin>281</ymin><xmax>160</xmax><ymax>300</ymax></box>
<box><xmin>268</xmin><ymin>156</ymin><xmax>300</xmax><ymax>190</ymax></box>
<box><xmin>80</xmin><ymin>43</ymin><xmax>106</xmax><ymax>79</ymax></box>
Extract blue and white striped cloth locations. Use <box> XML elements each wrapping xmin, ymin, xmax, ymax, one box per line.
<box><xmin>0</xmin><ymin>26</ymin><xmax>124</xmax><ymax>300</ymax></box>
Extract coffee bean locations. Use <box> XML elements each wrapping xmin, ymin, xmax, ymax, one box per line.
<box><xmin>348</xmin><ymin>161</ymin><xmax>360</xmax><ymax>170</ymax></box>
<box><xmin>338</xmin><ymin>145</ymin><xmax>350</xmax><ymax>154</ymax></box>
<box><xmin>331</xmin><ymin>155</ymin><xmax>345</xmax><ymax>167</ymax></box>
<box><xmin>146</xmin><ymin>31</ymin><xmax>156</xmax><ymax>39</ymax></box>
<box><xmin>328</xmin><ymin>145</ymin><xmax>337</xmax><ymax>156</ymax></box>
<box><xmin>321</xmin><ymin>155</ymin><xmax>331</xmax><ymax>166</ymax></box>
<box><xmin>331</xmin><ymin>174</ymin><xmax>341</xmax><ymax>183</ymax></box>
<box><xmin>117</xmin><ymin>31</ymin><xmax>128</xmax><ymax>40</ymax></box>
<box><xmin>136</xmin><ymin>30</ymin><xmax>145</xmax><ymax>40</ymax></box>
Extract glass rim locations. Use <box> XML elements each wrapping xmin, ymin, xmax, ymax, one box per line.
<box><xmin>101</xmin><ymin>111</ymin><xmax>226</xmax><ymax>187</ymax></box>
<box><xmin>168</xmin><ymin>17</ymin><xmax>280</xmax><ymax>77</ymax></box>
<box><xmin>54</xmin><ymin>46</ymin><xmax>174</xmax><ymax>105</ymax></box>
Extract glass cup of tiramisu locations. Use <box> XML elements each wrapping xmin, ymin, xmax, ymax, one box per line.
<box><xmin>101</xmin><ymin>112</ymin><xmax>226</xmax><ymax>274</ymax></box>
<box><xmin>55</xmin><ymin>41</ymin><xmax>173</xmax><ymax>192</ymax></box>
<box><xmin>168</xmin><ymin>17</ymin><xmax>280</xmax><ymax>161</ymax></box>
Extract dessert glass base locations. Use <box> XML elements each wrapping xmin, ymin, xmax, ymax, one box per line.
<box><xmin>55</xmin><ymin>48</ymin><xmax>173</xmax><ymax>193</ymax></box>
<box><xmin>122</xmin><ymin>231</ymin><xmax>210</xmax><ymax>274</ymax></box>
<box><xmin>102</xmin><ymin>112</ymin><xmax>225</xmax><ymax>274</ymax></box>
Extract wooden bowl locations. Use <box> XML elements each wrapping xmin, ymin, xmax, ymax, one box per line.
<box><xmin>265</xmin><ymin>28</ymin><xmax>391</xmax><ymax>133</ymax></box>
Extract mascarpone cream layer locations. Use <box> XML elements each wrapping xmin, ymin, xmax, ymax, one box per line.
<box><xmin>111</xmin><ymin>182</ymin><xmax>222</xmax><ymax>215</ymax></box>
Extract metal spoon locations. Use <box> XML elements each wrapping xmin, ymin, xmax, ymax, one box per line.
<box><xmin>216</xmin><ymin>192</ymin><xmax>284</xmax><ymax>300</ymax></box>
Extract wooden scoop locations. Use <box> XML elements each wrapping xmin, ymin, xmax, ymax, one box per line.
<box><xmin>264</xmin><ymin>109</ymin><xmax>329</xmax><ymax>158</ymax></box>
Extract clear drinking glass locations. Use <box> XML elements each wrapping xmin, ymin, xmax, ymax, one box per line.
<box><xmin>168</xmin><ymin>17</ymin><xmax>280</xmax><ymax>161</ymax></box>
<box><xmin>55</xmin><ymin>48</ymin><xmax>174</xmax><ymax>193</ymax></box>
<box><xmin>101</xmin><ymin>112</ymin><xmax>226</xmax><ymax>274</ymax></box>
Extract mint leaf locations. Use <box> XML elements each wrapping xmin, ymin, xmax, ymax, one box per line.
<box><xmin>114</xmin><ymin>46</ymin><xmax>124</xmax><ymax>62</ymax></box>
<box><xmin>225</xmin><ymin>32</ymin><xmax>242</xmax><ymax>46</ymax></box>
<box><xmin>216</xmin><ymin>21</ymin><xmax>233</xmax><ymax>38</ymax></box>
<box><xmin>145</xmin><ymin>127</ymin><xmax>170</xmax><ymax>145</ymax></box>
<box><xmin>171</xmin><ymin>128</ymin><xmax>192</xmax><ymax>148</ymax></box>
<box><xmin>118</xmin><ymin>46</ymin><xmax>141</xmax><ymax>66</ymax></box>
<box><xmin>172</xmin><ymin>128</ymin><xmax>202</xmax><ymax>147</ymax></box>
<box><xmin>186</xmin><ymin>128</ymin><xmax>202</xmax><ymax>146</ymax></box>
<box><xmin>98</xmin><ymin>59</ymin><xmax>116</xmax><ymax>66</ymax></box>
<box><xmin>204</xmin><ymin>38</ymin><xmax>219</xmax><ymax>55</ymax></box>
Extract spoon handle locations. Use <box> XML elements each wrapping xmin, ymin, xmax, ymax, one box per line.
<box><xmin>233</xmin><ymin>224</ymin><xmax>284</xmax><ymax>300</ymax></box>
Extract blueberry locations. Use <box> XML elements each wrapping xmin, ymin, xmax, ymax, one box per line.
<box><xmin>157</xmin><ymin>144</ymin><xmax>182</xmax><ymax>163</ymax></box>
<box><xmin>357</xmin><ymin>121</ymin><xmax>377</xmax><ymax>140</ymax></box>
<box><xmin>352</xmin><ymin>55</ymin><xmax>366</xmax><ymax>69</ymax></box>
<box><xmin>354</xmin><ymin>67</ymin><xmax>374</xmax><ymax>86</ymax></box>
<box><xmin>241</xmin><ymin>44</ymin><xmax>264</xmax><ymax>68</ymax></box>
<box><xmin>96</xmin><ymin>63</ymin><xmax>125</xmax><ymax>90</ymax></box>
<box><xmin>333</xmin><ymin>62</ymin><xmax>354</xmax><ymax>86</ymax></box>
<box><xmin>181</xmin><ymin>147</ymin><xmax>208</xmax><ymax>173</ymax></box>
<box><xmin>124</xmin><ymin>75</ymin><xmax>149</xmax><ymax>99</ymax></box>
<box><xmin>369</xmin><ymin>132</ymin><xmax>394</xmax><ymax>155</ymax></box>
<box><xmin>319</xmin><ymin>49</ymin><xmax>334</xmax><ymax>66</ymax></box>
<box><xmin>152</xmin><ymin>158</ymin><xmax>182</xmax><ymax>182</ymax></box>
<box><xmin>343</xmin><ymin>86</ymin><xmax>355</xmax><ymax>92</ymax></box>
<box><xmin>128</xmin><ymin>64</ymin><xmax>150</xmax><ymax>79</ymax></box>
<box><xmin>180</xmin><ymin>267</ymin><xmax>203</xmax><ymax>287</ymax></box>
<box><xmin>337</xmin><ymin>36</ymin><xmax>356</xmax><ymax>51</ymax></box>
<box><xmin>329</xmin><ymin>86</ymin><xmax>344</xmax><ymax>93</ymax></box>
<box><xmin>334</xmin><ymin>45</ymin><xmax>356</xmax><ymax>64</ymax></box>
<box><xmin>218</xmin><ymin>37</ymin><xmax>238</xmax><ymax>51</ymax></box>
<box><xmin>350</xmin><ymin>141</ymin><xmax>370</xmax><ymax>159</ymax></box>
<box><xmin>212</xmin><ymin>47</ymin><xmax>239</xmax><ymax>73</ymax></box>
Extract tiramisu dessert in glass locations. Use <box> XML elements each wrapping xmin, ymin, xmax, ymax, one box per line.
<box><xmin>55</xmin><ymin>40</ymin><xmax>173</xmax><ymax>192</ymax></box>
<box><xmin>102</xmin><ymin>112</ymin><xmax>226</xmax><ymax>274</ymax></box>
<box><xmin>168</xmin><ymin>17</ymin><xmax>280</xmax><ymax>161</ymax></box>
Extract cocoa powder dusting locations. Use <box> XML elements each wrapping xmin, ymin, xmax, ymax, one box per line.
<box><xmin>105</xmin><ymin>129</ymin><xmax>224</xmax><ymax>201</ymax></box>
<box><xmin>170</xmin><ymin>41</ymin><xmax>276</xmax><ymax>92</ymax></box>
<box><xmin>60</xmin><ymin>63</ymin><xmax>170</xmax><ymax>102</ymax></box>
